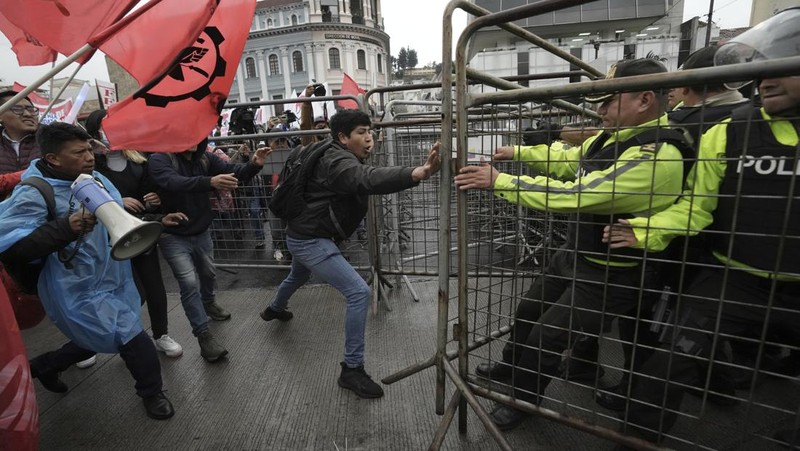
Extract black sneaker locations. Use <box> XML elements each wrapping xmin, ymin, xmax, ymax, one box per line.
<box><xmin>338</xmin><ymin>362</ymin><xmax>384</xmax><ymax>398</ymax></box>
<box><xmin>143</xmin><ymin>392</ymin><xmax>175</xmax><ymax>420</ymax></box>
<box><xmin>197</xmin><ymin>331</ymin><xmax>228</xmax><ymax>362</ymax></box>
<box><xmin>490</xmin><ymin>404</ymin><xmax>530</xmax><ymax>431</ymax></box>
<box><xmin>32</xmin><ymin>369</ymin><xmax>68</xmax><ymax>393</ymax></box>
<box><xmin>204</xmin><ymin>301</ymin><xmax>231</xmax><ymax>321</ymax></box>
<box><xmin>260</xmin><ymin>307</ymin><xmax>294</xmax><ymax>322</ymax></box>
<box><xmin>475</xmin><ymin>361</ymin><xmax>513</xmax><ymax>381</ymax></box>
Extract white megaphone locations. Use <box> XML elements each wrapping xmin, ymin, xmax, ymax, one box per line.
<box><xmin>71</xmin><ymin>173</ymin><xmax>164</xmax><ymax>260</ymax></box>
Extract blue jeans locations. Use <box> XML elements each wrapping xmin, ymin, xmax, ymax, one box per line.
<box><xmin>159</xmin><ymin>230</ymin><xmax>216</xmax><ymax>336</ymax></box>
<box><xmin>249</xmin><ymin>193</ymin><xmax>265</xmax><ymax>241</ymax></box>
<box><xmin>270</xmin><ymin>237</ymin><xmax>370</xmax><ymax>367</ymax></box>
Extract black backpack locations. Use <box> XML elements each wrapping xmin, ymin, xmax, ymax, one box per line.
<box><xmin>268</xmin><ymin>139</ymin><xmax>332</xmax><ymax>221</ymax></box>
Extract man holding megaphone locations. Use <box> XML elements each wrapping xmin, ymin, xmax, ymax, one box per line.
<box><xmin>0</xmin><ymin>122</ymin><xmax>187</xmax><ymax>420</ymax></box>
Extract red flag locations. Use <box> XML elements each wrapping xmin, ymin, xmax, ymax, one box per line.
<box><xmin>0</xmin><ymin>13</ymin><xmax>55</xmax><ymax>66</ymax></box>
<box><xmin>0</xmin><ymin>286</ymin><xmax>39</xmax><ymax>449</ymax></box>
<box><xmin>103</xmin><ymin>0</ymin><xmax>257</xmax><ymax>152</ymax></box>
<box><xmin>337</xmin><ymin>73</ymin><xmax>366</xmax><ymax>109</ymax></box>
<box><xmin>99</xmin><ymin>0</ymin><xmax>218</xmax><ymax>86</ymax></box>
<box><xmin>0</xmin><ymin>0</ymin><xmax>139</xmax><ymax>63</ymax></box>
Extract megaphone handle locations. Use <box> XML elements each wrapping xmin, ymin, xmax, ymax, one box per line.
<box><xmin>59</xmin><ymin>205</ymin><xmax>90</xmax><ymax>269</ymax></box>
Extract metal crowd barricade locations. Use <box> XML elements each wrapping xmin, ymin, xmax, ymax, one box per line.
<box><xmin>205</xmin><ymin>94</ymin><xmax>369</xmax><ymax>271</ymax></box>
<box><xmin>380</xmin><ymin>0</ymin><xmax>800</xmax><ymax>450</ymax></box>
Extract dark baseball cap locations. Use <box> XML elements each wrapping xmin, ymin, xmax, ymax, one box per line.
<box><xmin>681</xmin><ymin>46</ymin><xmax>717</xmax><ymax>70</ymax></box>
<box><xmin>585</xmin><ymin>58</ymin><xmax>669</xmax><ymax>103</ymax></box>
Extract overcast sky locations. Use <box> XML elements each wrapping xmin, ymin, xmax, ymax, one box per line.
<box><xmin>1</xmin><ymin>0</ymin><xmax>754</xmax><ymax>88</ymax></box>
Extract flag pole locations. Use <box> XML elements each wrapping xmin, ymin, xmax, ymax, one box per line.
<box><xmin>41</xmin><ymin>63</ymin><xmax>85</xmax><ymax>120</ymax></box>
<box><xmin>86</xmin><ymin>0</ymin><xmax>166</xmax><ymax>48</ymax></box>
<box><xmin>0</xmin><ymin>43</ymin><xmax>94</xmax><ymax>116</ymax></box>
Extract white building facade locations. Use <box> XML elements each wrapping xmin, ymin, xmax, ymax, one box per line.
<box><xmin>228</xmin><ymin>0</ymin><xmax>390</xmax><ymax>112</ymax></box>
<box><xmin>467</xmin><ymin>0</ymin><xmax>693</xmax><ymax>91</ymax></box>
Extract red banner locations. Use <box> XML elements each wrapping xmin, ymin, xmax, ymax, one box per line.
<box><xmin>12</xmin><ymin>83</ymin><xmax>73</xmax><ymax>124</ymax></box>
<box><xmin>99</xmin><ymin>0</ymin><xmax>218</xmax><ymax>86</ymax></box>
<box><xmin>103</xmin><ymin>0</ymin><xmax>256</xmax><ymax>152</ymax></box>
<box><xmin>0</xmin><ymin>285</ymin><xmax>38</xmax><ymax>451</ymax></box>
<box><xmin>0</xmin><ymin>0</ymin><xmax>138</xmax><ymax>63</ymax></box>
<box><xmin>0</xmin><ymin>12</ymin><xmax>56</xmax><ymax>66</ymax></box>
<box><xmin>337</xmin><ymin>73</ymin><xmax>366</xmax><ymax>110</ymax></box>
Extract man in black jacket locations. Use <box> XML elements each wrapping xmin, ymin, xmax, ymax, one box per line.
<box><xmin>149</xmin><ymin>140</ymin><xmax>270</xmax><ymax>362</ymax></box>
<box><xmin>259</xmin><ymin>109</ymin><xmax>441</xmax><ymax>398</ymax></box>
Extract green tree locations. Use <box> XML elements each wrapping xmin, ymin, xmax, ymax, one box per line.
<box><xmin>398</xmin><ymin>47</ymin><xmax>408</xmax><ymax>70</ymax></box>
<box><xmin>407</xmin><ymin>49</ymin><xmax>418</xmax><ymax>68</ymax></box>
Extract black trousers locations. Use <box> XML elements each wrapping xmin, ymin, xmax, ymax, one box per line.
<box><xmin>131</xmin><ymin>247</ymin><xmax>169</xmax><ymax>339</ymax></box>
<box><xmin>503</xmin><ymin>249</ymin><xmax>657</xmax><ymax>402</ymax></box>
<box><xmin>29</xmin><ymin>331</ymin><xmax>163</xmax><ymax>398</ymax></box>
<box><xmin>625</xmin><ymin>267</ymin><xmax>800</xmax><ymax>443</ymax></box>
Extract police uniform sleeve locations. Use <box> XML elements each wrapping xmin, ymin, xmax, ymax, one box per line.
<box><xmin>494</xmin><ymin>141</ymin><xmax>684</xmax><ymax>215</ymax></box>
<box><xmin>514</xmin><ymin>139</ymin><xmax>582</xmax><ymax>179</ymax></box>
<box><xmin>627</xmin><ymin>122</ymin><xmax>728</xmax><ymax>251</ymax></box>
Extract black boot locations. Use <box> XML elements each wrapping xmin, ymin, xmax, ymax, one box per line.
<box><xmin>475</xmin><ymin>361</ymin><xmax>513</xmax><ymax>381</ymax></box>
<box><xmin>30</xmin><ymin>367</ymin><xmax>68</xmax><ymax>393</ymax></box>
<box><xmin>595</xmin><ymin>381</ymin><xmax>629</xmax><ymax>412</ymax></box>
<box><xmin>490</xmin><ymin>404</ymin><xmax>530</xmax><ymax>431</ymax></box>
<box><xmin>338</xmin><ymin>362</ymin><xmax>384</xmax><ymax>398</ymax></box>
<box><xmin>29</xmin><ymin>341</ymin><xmax>95</xmax><ymax>393</ymax></box>
<box><xmin>142</xmin><ymin>392</ymin><xmax>175</xmax><ymax>420</ymax></box>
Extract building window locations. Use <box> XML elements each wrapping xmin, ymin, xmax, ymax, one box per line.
<box><xmin>321</xmin><ymin>5</ymin><xmax>339</xmax><ymax>22</ymax></box>
<box><xmin>267</xmin><ymin>18</ymin><xmax>273</xmax><ymax>28</ymax></box>
<box><xmin>377</xmin><ymin>54</ymin><xmax>383</xmax><ymax>73</ymax></box>
<box><xmin>292</xmin><ymin>51</ymin><xmax>304</xmax><ymax>72</ymax></box>
<box><xmin>329</xmin><ymin>48</ymin><xmax>341</xmax><ymax>69</ymax></box>
<box><xmin>351</xmin><ymin>0</ymin><xmax>364</xmax><ymax>24</ymax></box>
<box><xmin>291</xmin><ymin>14</ymin><xmax>298</xmax><ymax>26</ymax></box>
<box><xmin>269</xmin><ymin>54</ymin><xmax>280</xmax><ymax>75</ymax></box>
<box><xmin>357</xmin><ymin>50</ymin><xmax>366</xmax><ymax>70</ymax></box>
<box><xmin>245</xmin><ymin>57</ymin><xmax>257</xmax><ymax>78</ymax></box>
<box><xmin>249</xmin><ymin>97</ymin><xmax>260</xmax><ymax>102</ymax></box>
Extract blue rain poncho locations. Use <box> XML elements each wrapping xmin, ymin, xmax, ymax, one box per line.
<box><xmin>0</xmin><ymin>161</ymin><xmax>143</xmax><ymax>352</ymax></box>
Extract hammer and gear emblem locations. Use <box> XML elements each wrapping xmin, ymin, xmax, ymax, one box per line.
<box><xmin>134</xmin><ymin>26</ymin><xmax>226</xmax><ymax>107</ymax></box>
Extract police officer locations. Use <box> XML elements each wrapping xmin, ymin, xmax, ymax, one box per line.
<box><xmin>603</xmin><ymin>8</ymin><xmax>800</xmax><ymax>446</ymax></box>
<box><xmin>454</xmin><ymin>58</ymin><xmax>692</xmax><ymax>431</ymax></box>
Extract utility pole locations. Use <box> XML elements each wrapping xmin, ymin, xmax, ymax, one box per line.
<box><xmin>705</xmin><ymin>0</ymin><xmax>715</xmax><ymax>47</ymax></box>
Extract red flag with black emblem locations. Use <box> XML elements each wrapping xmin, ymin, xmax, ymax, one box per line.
<box><xmin>0</xmin><ymin>0</ymin><xmax>138</xmax><ymax>64</ymax></box>
<box><xmin>98</xmin><ymin>0</ymin><xmax>219</xmax><ymax>87</ymax></box>
<box><xmin>102</xmin><ymin>0</ymin><xmax>256</xmax><ymax>152</ymax></box>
